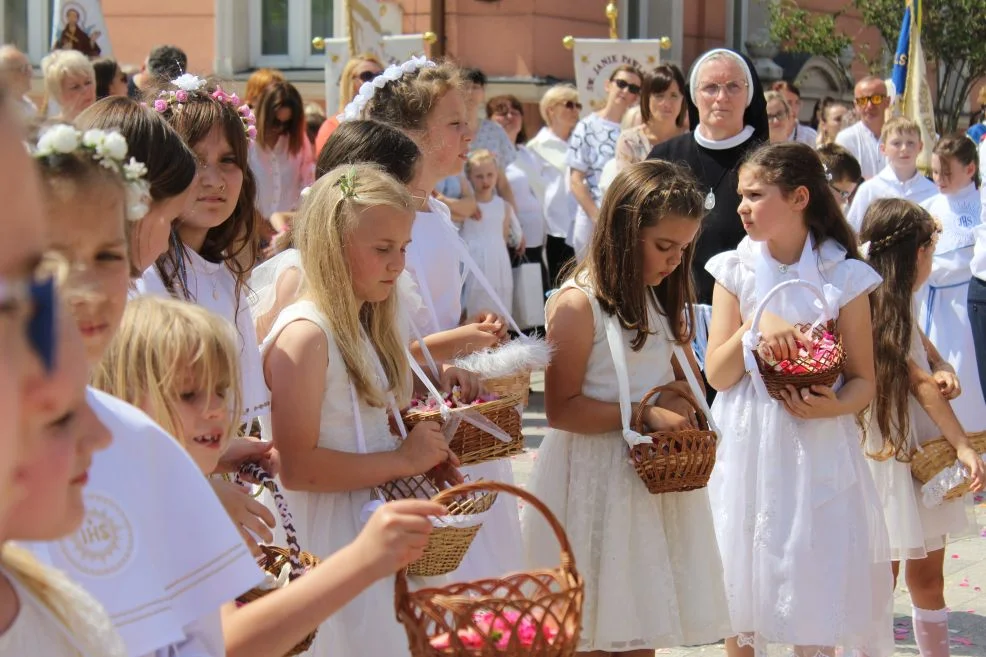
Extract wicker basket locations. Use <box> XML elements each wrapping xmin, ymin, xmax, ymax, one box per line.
<box><xmin>378</xmin><ymin>475</ymin><xmax>498</xmax><ymax>577</ymax></box>
<box><xmin>403</xmin><ymin>394</ymin><xmax>525</xmax><ymax>466</ymax></box>
<box><xmin>750</xmin><ymin>280</ymin><xmax>845</xmax><ymax>401</ymax></box>
<box><xmin>629</xmin><ymin>384</ymin><xmax>717</xmax><ymax>494</ymax></box>
<box><xmin>235</xmin><ymin>464</ymin><xmax>319</xmax><ymax>656</ymax></box>
<box><xmin>482</xmin><ymin>371</ymin><xmax>531</xmax><ymax>408</ymax></box>
<box><xmin>395</xmin><ymin>481</ymin><xmax>583</xmax><ymax>656</ymax></box>
<box><xmin>910</xmin><ymin>431</ymin><xmax>986</xmax><ymax>500</ymax></box>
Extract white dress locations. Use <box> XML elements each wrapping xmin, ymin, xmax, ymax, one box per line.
<box><xmin>460</xmin><ymin>196</ymin><xmax>514</xmax><ymax>320</ymax></box>
<box><xmin>29</xmin><ymin>389</ymin><xmax>262</xmax><ymax>657</ymax></box>
<box><xmin>259</xmin><ymin>301</ymin><xmax>410</xmax><ymax>657</ymax></box>
<box><xmin>403</xmin><ymin>199</ymin><xmax>526</xmax><ymax>583</ymax></box>
<box><xmin>864</xmin><ymin>322</ymin><xmax>975</xmax><ymax>561</ymax></box>
<box><xmin>522</xmin><ymin>279</ymin><xmax>732</xmax><ymax>652</ymax></box>
<box><xmin>918</xmin><ymin>185</ymin><xmax>986</xmax><ymax>432</ymax></box>
<box><xmin>0</xmin><ymin>563</ymin><xmax>126</xmax><ymax>657</ymax></box>
<box><xmin>137</xmin><ymin>251</ymin><xmax>271</xmax><ymax>423</ymax></box>
<box><xmin>706</xmin><ymin>237</ymin><xmax>893</xmax><ymax>657</ymax></box>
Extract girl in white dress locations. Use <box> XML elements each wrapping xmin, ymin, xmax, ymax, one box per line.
<box><xmin>919</xmin><ymin>134</ymin><xmax>986</xmax><ymax>432</ymax></box>
<box><xmin>523</xmin><ymin>160</ymin><xmax>732</xmax><ymax>656</ymax></box>
<box><xmin>858</xmin><ymin>198</ymin><xmax>986</xmax><ymax>657</ymax></box>
<box><xmin>363</xmin><ymin>59</ymin><xmax>527</xmax><ymax>581</ymax></box>
<box><xmin>704</xmin><ymin>142</ymin><xmax>894</xmax><ymax>657</ymax></box>
<box><xmin>262</xmin><ymin>164</ymin><xmax>471</xmax><ymax>657</ymax></box>
<box><xmin>462</xmin><ymin>149</ymin><xmax>516</xmax><ymax>319</ymax></box>
<box><xmin>30</xmin><ymin>122</ymin><xmax>266</xmax><ymax>656</ymax></box>
<box><xmin>97</xmin><ymin>294</ymin><xmax>447</xmax><ymax>657</ymax></box>
<box><xmin>137</xmin><ymin>75</ymin><xmax>271</xmax><ymax>426</ymax></box>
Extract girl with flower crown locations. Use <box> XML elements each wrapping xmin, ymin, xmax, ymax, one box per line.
<box><xmin>136</xmin><ymin>75</ymin><xmax>271</xmax><ymax>430</ymax></box>
<box><xmin>360</xmin><ymin>58</ymin><xmax>528</xmax><ymax>582</ymax></box>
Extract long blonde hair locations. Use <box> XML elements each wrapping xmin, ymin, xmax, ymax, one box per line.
<box><xmin>91</xmin><ymin>296</ymin><xmax>242</xmax><ymax>448</ymax></box>
<box><xmin>295</xmin><ymin>164</ymin><xmax>413</xmax><ymax>407</ymax></box>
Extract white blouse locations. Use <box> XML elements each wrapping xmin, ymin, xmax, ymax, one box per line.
<box><xmin>248</xmin><ymin>135</ymin><xmax>315</xmax><ymax>219</ymax></box>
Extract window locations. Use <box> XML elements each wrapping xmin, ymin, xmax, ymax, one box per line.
<box><xmin>620</xmin><ymin>0</ymin><xmax>683</xmax><ymax>68</ymax></box>
<box><xmin>251</xmin><ymin>0</ymin><xmax>342</xmax><ymax>69</ymax></box>
<box><xmin>4</xmin><ymin>0</ymin><xmax>55</xmax><ymax>64</ymax></box>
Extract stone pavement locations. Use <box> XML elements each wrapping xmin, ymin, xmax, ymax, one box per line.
<box><xmin>510</xmin><ymin>372</ymin><xmax>986</xmax><ymax>656</ymax></box>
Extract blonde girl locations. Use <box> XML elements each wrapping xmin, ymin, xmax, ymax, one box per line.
<box><xmin>860</xmin><ymin>198</ymin><xmax>985</xmax><ymax>657</ymax></box>
<box><xmin>0</xmin><ymin>95</ymin><xmax>120</xmax><ymax>656</ymax></box>
<box><xmin>96</xmin><ymin>295</ymin><xmax>445</xmax><ymax>657</ymax></box>
<box><xmin>523</xmin><ymin>160</ymin><xmax>731</xmax><ymax>656</ymax></box>
<box><xmin>263</xmin><ymin>164</ymin><xmax>462</xmax><ymax>657</ymax></box>
<box><xmin>363</xmin><ymin>58</ymin><xmax>525</xmax><ymax>581</ymax></box>
<box><xmin>29</xmin><ymin>122</ymin><xmax>265</xmax><ymax>657</ymax></box>
<box><xmin>139</xmin><ymin>75</ymin><xmax>270</xmax><ymax>426</ymax></box>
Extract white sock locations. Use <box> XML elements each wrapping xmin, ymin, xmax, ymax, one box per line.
<box><xmin>912</xmin><ymin>606</ymin><xmax>949</xmax><ymax>657</ymax></box>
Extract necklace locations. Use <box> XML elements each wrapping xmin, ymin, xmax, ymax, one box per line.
<box><xmin>698</xmin><ymin>156</ymin><xmax>732</xmax><ymax>210</ymax></box>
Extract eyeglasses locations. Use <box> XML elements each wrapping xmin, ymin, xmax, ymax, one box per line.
<box><xmin>493</xmin><ymin>108</ymin><xmax>521</xmax><ymax>118</ymax></box>
<box><xmin>697</xmin><ymin>80</ymin><xmax>748</xmax><ymax>99</ymax></box>
<box><xmin>355</xmin><ymin>70</ymin><xmax>382</xmax><ymax>84</ymax></box>
<box><xmin>855</xmin><ymin>94</ymin><xmax>887</xmax><ymax>107</ymax></box>
<box><xmin>767</xmin><ymin>111</ymin><xmax>789</xmax><ymax>123</ymax></box>
<box><xmin>829</xmin><ymin>180</ymin><xmax>861</xmax><ymax>202</ymax></box>
<box><xmin>612</xmin><ymin>79</ymin><xmax>641</xmax><ymax>95</ymax></box>
<box><xmin>561</xmin><ymin>100</ymin><xmax>582</xmax><ymax>111</ymax></box>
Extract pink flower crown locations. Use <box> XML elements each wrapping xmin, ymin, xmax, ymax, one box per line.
<box><xmin>147</xmin><ymin>74</ymin><xmax>257</xmax><ymax>142</ymax></box>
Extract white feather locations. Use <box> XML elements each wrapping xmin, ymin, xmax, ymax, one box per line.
<box><xmin>452</xmin><ymin>336</ymin><xmax>554</xmax><ymax>378</ymax></box>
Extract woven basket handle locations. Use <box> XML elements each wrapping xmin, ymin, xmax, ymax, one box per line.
<box><xmin>750</xmin><ymin>279</ymin><xmax>831</xmax><ymax>338</ymax></box>
<box><xmin>394</xmin><ymin>480</ymin><xmax>576</xmax><ymax>596</ymax></box>
<box><xmin>630</xmin><ymin>383</ymin><xmax>706</xmax><ymax>433</ymax></box>
<box><xmin>239</xmin><ymin>462</ymin><xmax>305</xmax><ymax>579</ymax></box>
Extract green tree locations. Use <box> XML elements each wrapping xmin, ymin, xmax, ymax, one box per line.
<box><xmin>767</xmin><ymin>0</ymin><xmax>986</xmax><ymax>133</ymax></box>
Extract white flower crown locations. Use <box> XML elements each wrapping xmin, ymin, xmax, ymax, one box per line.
<box><xmin>35</xmin><ymin>125</ymin><xmax>152</xmax><ymax>221</ymax></box>
<box><xmin>339</xmin><ymin>55</ymin><xmax>437</xmax><ymax>123</ymax></box>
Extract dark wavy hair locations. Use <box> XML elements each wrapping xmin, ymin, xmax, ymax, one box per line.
<box><xmin>150</xmin><ymin>79</ymin><xmax>260</xmax><ymax>301</ymax></box>
<box><xmin>858</xmin><ymin>198</ymin><xmax>938</xmax><ymax>461</ymax></box>
<box><xmin>742</xmin><ymin>142</ymin><xmax>860</xmax><ymax>259</ymax></box>
<box><xmin>571</xmin><ymin>159</ymin><xmax>705</xmax><ymax>350</ymax></box>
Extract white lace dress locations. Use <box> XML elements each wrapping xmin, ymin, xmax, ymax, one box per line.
<box><xmin>706</xmin><ymin>237</ymin><xmax>894</xmax><ymax>657</ymax></box>
<box><xmin>864</xmin><ymin>321</ymin><xmax>976</xmax><ymax>561</ymax></box>
<box><xmin>0</xmin><ymin>563</ymin><xmax>126</xmax><ymax>657</ymax></box>
<box><xmin>521</xmin><ymin>280</ymin><xmax>732</xmax><ymax>652</ymax></box>
<box><xmin>259</xmin><ymin>301</ymin><xmax>410</xmax><ymax>657</ymax></box>
<box><xmin>460</xmin><ymin>196</ymin><xmax>514</xmax><ymax>319</ymax></box>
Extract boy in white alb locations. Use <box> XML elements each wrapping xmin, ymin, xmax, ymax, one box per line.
<box><xmin>847</xmin><ymin>117</ymin><xmax>938</xmax><ymax>231</ymax></box>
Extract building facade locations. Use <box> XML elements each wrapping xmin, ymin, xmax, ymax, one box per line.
<box><xmin>0</xmin><ymin>0</ymin><xmax>899</xmax><ymax>121</ymax></box>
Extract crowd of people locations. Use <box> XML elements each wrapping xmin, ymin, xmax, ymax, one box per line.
<box><xmin>0</xmin><ymin>36</ymin><xmax>984</xmax><ymax>657</ymax></box>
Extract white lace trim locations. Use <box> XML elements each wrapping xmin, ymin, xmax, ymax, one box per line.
<box><xmin>920</xmin><ymin>451</ymin><xmax>986</xmax><ymax>507</ymax></box>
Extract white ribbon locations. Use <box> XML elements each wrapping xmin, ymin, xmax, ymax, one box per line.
<box><xmin>404</xmin><ymin>347</ymin><xmax>514</xmax><ymax>444</ymax></box>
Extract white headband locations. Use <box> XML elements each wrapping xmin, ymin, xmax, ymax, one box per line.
<box><xmin>688</xmin><ymin>49</ymin><xmax>754</xmax><ymax>107</ymax></box>
<box><xmin>339</xmin><ymin>55</ymin><xmax>437</xmax><ymax>122</ymax></box>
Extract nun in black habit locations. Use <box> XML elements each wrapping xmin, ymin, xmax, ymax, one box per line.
<box><xmin>648</xmin><ymin>49</ymin><xmax>768</xmax><ymax>368</ymax></box>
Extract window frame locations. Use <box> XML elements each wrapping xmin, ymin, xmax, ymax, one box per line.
<box><xmin>248</xmin><ymin>0</ymin><xmax>344</xmax><ymax>69</ymax></box>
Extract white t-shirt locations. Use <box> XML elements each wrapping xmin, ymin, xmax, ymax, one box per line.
<box><xmin>505</xmin><ymin>147</ymin><xmax>546</xmax><ymax>248</ymax></box>
<box><xmin>847</xmin><ymin>165</ymin><xmax>938</xmax><ymax>231</ymax></box>
<box><xmin>136</xmin><ymin>251</ymin><xmax>270</xmax><ymax>423</ymax></box>
<box><xmin>835</xmin><ymin>121</ymin><xmax>887</xmax><ymax>179</ymax></box>
<box><xmin>30</xmin><ymin>389</ymin><xmax>263</xmax><ymax>657</ymax></box>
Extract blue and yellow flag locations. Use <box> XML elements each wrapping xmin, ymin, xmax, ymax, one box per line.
<box><xmin>892</xmin><ymin>0</ymin><xmax>937</xmax><ymax>170</ymax></box>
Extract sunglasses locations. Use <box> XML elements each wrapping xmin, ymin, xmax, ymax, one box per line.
<box><xmin>855</xmin><ymin>94</ymin><xmax>887</xmax><ymax>107</ymax></box>
<box><xmin>0</xmin><ymin>274</ymin><xmax>57</xmax><ymax>372</ymax></box>
<box><xmin>355</xmin><ymin>70</ymin><xmax>382</xmax><ymax>84</ymax></box>
<box><xmin>562</xmin><ymin>100</ymin><xmax>583</xmax><ymax>111</ymax></box>
<box><xmin>493</xmin><ymin>107</ymin><xmax>522</xmax><ymax>118</ymax></box>
<box><xmin>612</xmin><ymin>79</ymin><xmax>641</xmax><ymax>95</ymax></box>
<box><xmin>272</xmin><ymin>116</ymin><xmax>294</xmax><ymax>130</ymax></box>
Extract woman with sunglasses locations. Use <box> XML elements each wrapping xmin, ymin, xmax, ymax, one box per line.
<box><xmin>527</xmin><ymin>84</ymin><xmax>581</xmax><ymax>284</ymax></box>
<box><xmin>313</xmin><ymin>54</ymin><xmax>384</xmax><ymax>156</ymax></box>
<box><xmin>614</xmin><ymin>64</ymin><xmax>688</xmax><ymax>170</ymax></box>
<box><xmin>249</xmin><ymin>81</ymin><xmax>315</xmax><ymax>224</ymax></box>
<box><xmin>835</xmin><ymin>76</ymin><xmax>889</xmax><ymax>179</ymax></box>
<box><xmin>568</xmin><ymin>64</ymin><xmax>643</xmax><ymax>259</ymax></box>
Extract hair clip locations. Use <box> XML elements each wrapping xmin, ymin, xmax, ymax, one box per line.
<box><xmin>336</xmin><ymin>167</ymin><xmax>359</xmax><ymax>200</ymax></box>
<box><xmin>822</xmin><ymin>164</ymin><xmax>833</xmax><ymax>182</ymax></box>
